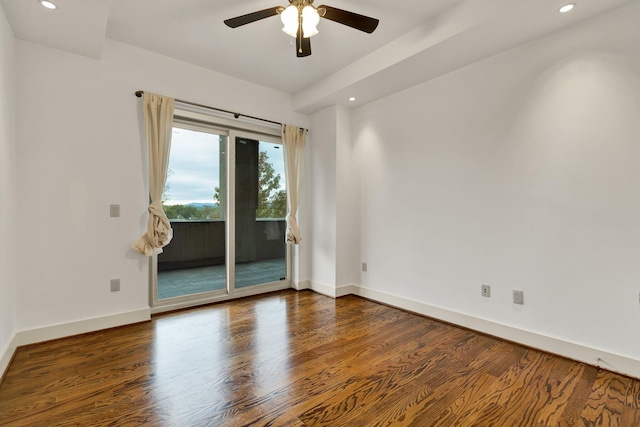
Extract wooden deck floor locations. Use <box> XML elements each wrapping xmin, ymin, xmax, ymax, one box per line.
<box><xmin>1</xmin><ymin>290</ymin><xmax>639</xmax><ymax>426</ymax></box>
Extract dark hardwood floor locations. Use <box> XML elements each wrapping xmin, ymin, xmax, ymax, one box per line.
<box><xmin>1</xmin><ymin>290</ymin><xmax>639</xmax><ymax>426</ymax></box>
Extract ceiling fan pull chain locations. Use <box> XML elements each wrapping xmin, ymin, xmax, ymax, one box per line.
<box><xmin>298</xmin><ymin>7</ymin><xmax>303</xmax><ymax>54</ymax></box>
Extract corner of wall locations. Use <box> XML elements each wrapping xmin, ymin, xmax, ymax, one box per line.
<box><xmin>0</xmin><ymin>0</ymin><xmax>17</xmax><ymax>386</ymax></box>
<box><xmin>0</xmin><ymin>332</ymin><xmax>18</xmax><ymax>384</ymax></box>
<box><xmin>14</xmin><ymin>309</ymin><xmax>151</xmax><ymax>348</ymax></box>
<box><xmin>293</xmin><ymin>279</ymin><xmax>311</xmax><ymax>291</ymax></box>
<box><xmin>1</xmin><ymin>309</ymin><xmax>151</xmax><ymax>380</ymax></box>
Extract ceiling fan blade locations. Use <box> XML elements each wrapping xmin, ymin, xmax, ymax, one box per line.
<box><xmin>224</xmin><ymin>7</ymin><xmax>281</xmax><ymax>28</ymax></box>
<box><xmin>318</xmin><ymin>5</ymin><xmax>379</xmax><ymax>34</ymax></box>
<box><xmin>296</xmin><ymin>26</ymin><xmax>312</xmax><ymax>57</ymax></box>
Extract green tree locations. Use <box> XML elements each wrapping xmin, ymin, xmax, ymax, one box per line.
<box><xmin>212</xmin><ymin>152</ymin><xmax>286</xmax><ymax>218</ymax></box>
<box><xmin>270</xmin><ymin>189</ymin><xmax>287</xmax><ymax>218</ymax></box>
<box><xmin>257</xmin><ymin>151</ymin><xmax>286</xmax><ymax>218</ymax></box>
<box><xmin>163</xmin><ymin>204</ymin><xmax>220</xmax><ymax>220</ymax></box>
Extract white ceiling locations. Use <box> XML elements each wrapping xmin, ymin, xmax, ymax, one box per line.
<box><xmin>0</xmin><ymin>0</ymin><xmax>634</xmax><ymax>113</ymax></box>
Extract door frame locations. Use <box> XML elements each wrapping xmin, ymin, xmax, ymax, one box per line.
<box><xmin>149</xmin><ymin>110</ymin><xmax>291</xmax><ymax>314</ymax></box>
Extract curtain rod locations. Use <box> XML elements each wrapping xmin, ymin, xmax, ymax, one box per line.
<box><xmin>135</xmin><ymin>90</ymin><xmax>283</xmax><ymax>127</ymax></box>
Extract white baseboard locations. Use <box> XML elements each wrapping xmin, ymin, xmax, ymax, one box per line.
<box><xmin>6</xmin><ymin>287</ymin><xmax>638</xmax><ymax>381</ymax></box>
<box><xmin>293</xmin><ymin>279</ymin><xmax>311</xmax><ymax>291</ymax></box>
<box><xmin>14</xmin><ymin>309</ymin><xmax>151</xmax><ymax>348</ymax></box>
<box><xmin>350</xmin><ymin>285</ymin><xmax>640</xmax><ymax>380</ymax></box>
<box><xmin>308</xmin><ymin>281</ymin><xmax>337</xmax><ymax>298</ymax></box>
<box><xmin>301</xmin><ymin>281</ymin><xmax>358</xmax><ymax>298</ymax></box>
<box><xmin>1</xmin><ymin>309</ymin><xmax>150</xmax><ymax>381</ymax></box>
<box><xmin>0</xmin><ymin>332</ymin><xmax>18</xmax><ymax>381</ymax></box>
<box><xmin>336</xmin><ymin>284</ymin><xmax>357</xmax><ymax>297</ymax></box>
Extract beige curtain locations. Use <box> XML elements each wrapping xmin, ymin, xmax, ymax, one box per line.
<box><xmin>132</xmin><ymin>92</ymin><xmax>175</xmax><ymax>256</ymax></box>
<box><xmin>282</xmin><ymin>124</ymin><xmax>307</xmax><ymax>244</ymax></box>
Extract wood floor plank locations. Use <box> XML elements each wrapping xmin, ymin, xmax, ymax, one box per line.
<box><xmin>578</xmin><ymin>371</ymin><xmax>640</xmax><ymax>427</ymax></box>
<box><xmin>1</xmin><ymin>289</ymin><xmax>639</xmax><ymax>426</ymax></box>
<box><xmin>375</xmin><ymin>343</ymin><xmax>526</xmax><ymax>426</ymax></box>
<box><xmin>251</xmin><ymin>324</ymin><xmax>475</xmax><ymax>425</ymax></box>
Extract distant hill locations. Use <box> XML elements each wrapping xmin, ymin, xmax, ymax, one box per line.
<box><xmin>186</xmin><ymin>202</ymin><xmax>218</xmax><ymax>208</ymax></box>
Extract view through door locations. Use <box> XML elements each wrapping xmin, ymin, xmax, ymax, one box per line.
<box><xmin>235</xmin><ymin>137</ymin><xmax>287</xmax><ymax>289</ymax></box>
<box><xmin>153</xmin><ymin>126</ymin><xmax>287</xmax><ymax>305</ymax></box>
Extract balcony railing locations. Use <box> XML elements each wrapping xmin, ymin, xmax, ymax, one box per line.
<box><xmin>158</xmin><ymin>219</ymin><xmax>286</xmax><ymax>272</ymax></box>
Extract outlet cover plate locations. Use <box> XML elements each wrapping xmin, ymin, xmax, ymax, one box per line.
<box><xmin>481</xmin><ymin>284</ymin><xmax>491</xmax><ymax>297</ymax></box>
<box><xmin>110</xmin><ymin>279</ymin><xmax>121</xmax><ymax>292</ymax></box>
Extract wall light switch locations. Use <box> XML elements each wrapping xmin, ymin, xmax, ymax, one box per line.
<box><xmin>110</xmin><ymin>279</ymin><xmax>121</xmax><ymax>292</ymax></box>
<box><xmin>513</xmin><ymin>290</ymin><xmax>524</xmax><ymax>305</ymax></box>
<box><xmin>110</xmin><ymin>204</ymin><xmax>120</xmax><ymax>218</ymax></box>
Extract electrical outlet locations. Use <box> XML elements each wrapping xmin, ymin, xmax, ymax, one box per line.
<box><xmin>110</xmin><ymin>204</ymin><xmax>120</xmax><ymax>218</ymax></box>
<box><xmin>481</xmin><ymin>284</ymin><xmax>491</xmax><ymax>297</ymax></box>
<box><xmin>513</xmin><ymin>290</ymin><xmax>524</xmax><ymax>305</ymax></box>
<box><xmin>362</xmin><ymin>262</ymin><xmax>368</xmax><ymax>272</ymax></box>
<box><xmin>110</xmin><ymin>279</ymin><xmax>121</xmax><ymax>292</ymax></box>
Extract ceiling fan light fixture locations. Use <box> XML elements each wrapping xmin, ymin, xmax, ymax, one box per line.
<box><xmin>280</xmin><ymin>5</ymin><xmax>299</xmax><ymax>38</ymax></box>
<box><xmin>302</xmin><ymin>6</ymin><xmax>320</xmax><ymax>38</ymax></box>
<box><xmin>224</xmin><ymin>2</ymin><xmax>379</xmax><ymax>57</ymax></box>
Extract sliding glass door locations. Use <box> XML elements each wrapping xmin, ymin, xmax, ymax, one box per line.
<box><xmin>154</xmin><ymin>125</ymin><xmax>227</xmax><ymax>301</ymax></box>
<box><xmin>151</xmin><ymin>123</ymin><xmax>289</xmax><ymax>310</ymax></box>
<box><xmin>233</xmin><ymin>136</ymin><xmax>287</xmax><ymax>290</ymax></box>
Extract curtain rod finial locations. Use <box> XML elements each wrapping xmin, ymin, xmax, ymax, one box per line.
<box><xmin>135</xmin><ymin>91</ymin><xmax>143</xmax><ymax>98</ymax></box>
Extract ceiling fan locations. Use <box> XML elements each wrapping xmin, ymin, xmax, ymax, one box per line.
<box><xmin>224</xmin><ymin>0</ymin><xmax>379</xmax><ymax>58</ymax></box>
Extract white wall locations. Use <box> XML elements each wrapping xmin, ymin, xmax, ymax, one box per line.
<box><xmin>307</xmin><ymin>105</ymin><xmax>361</xmax><ymax>294</ymax></box>
<box><xmin>295</xmin><ymin>125</ymin><xmax>313</xmax><ymax>287</ymax></box>
<box><xmin>0</xmin><ymin>3</ymin><xmax>16</xmax><ymax>371</ymax></box>
<box><xmin>308</xmin><ymin>107</ymin><xmax>338</xmax><ymax>290</ymax></box>
<box><xmin>14</xmin><ymin>38</ymin><xmax>309</xmax><ymax>332</ymax></box>
<box><xmin>335</xmin><ymin>106</ymin><xmax>360</xmax><ymax>289</ymax></box>
<box><xmin>353</xmin><ymin>2</ymin><xmax>640</xmax><ymax>362</ymax></box>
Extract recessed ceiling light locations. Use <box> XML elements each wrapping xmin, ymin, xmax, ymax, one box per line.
<box><xmin>559</xmin><ymin>3</ymin><xmax>575</xmax><ymax>13</ymax></box>
<box><xmin>38</xmin><ymin>0</ymin><xmax>58</xmax><ymax>10</ymax></box>
<box><xmin>348</xmin><ymin>97</ymin><xmax>356</xmax><ymax>102</ymax></box>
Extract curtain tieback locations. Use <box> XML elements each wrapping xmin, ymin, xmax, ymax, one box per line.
<box><xmin>147</xmin><ymin>201</ymin><xmax>173</xmax><ymax>247</ymax></box>
<box><xmin>148</xmin><ymin>201</ymin><xmax>167</xmax><ymax>218</ymax></box>
<box><xmin>285</xmin><ymin>212</ymin><xmax>301</xmax><ymax>244</ymax></box>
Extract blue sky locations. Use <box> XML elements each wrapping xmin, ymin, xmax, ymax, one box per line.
<box><xmin>164</xmin><ymin>127</ymin><xmax>285</xmax><ymax>205</ymax></box>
